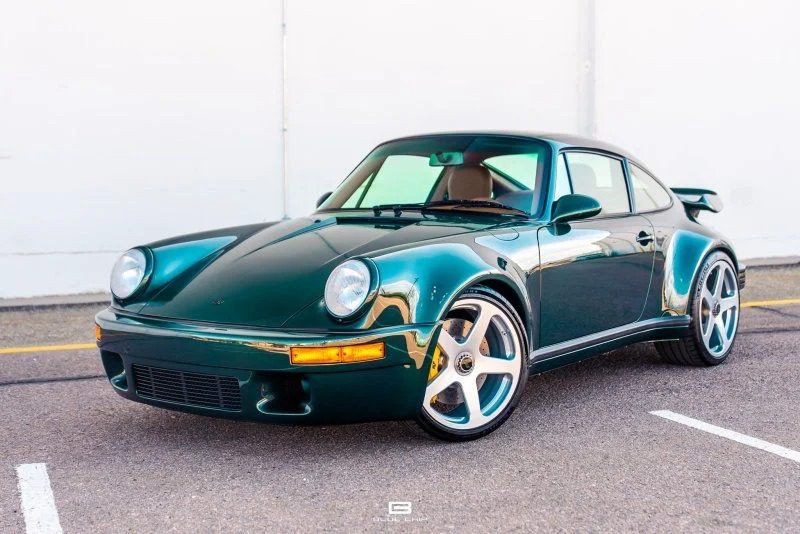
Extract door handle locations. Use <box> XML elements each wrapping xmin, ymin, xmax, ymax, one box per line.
<box><xmin>636</xmin><ymin>231</ymin><xmax>654</xmax><ymax>246</ymax></box>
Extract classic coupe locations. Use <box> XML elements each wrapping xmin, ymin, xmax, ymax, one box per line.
<box><xmin>96</xmin><ymin>132</ymin><xmax>744</xmax><ymax>440</ymax></box>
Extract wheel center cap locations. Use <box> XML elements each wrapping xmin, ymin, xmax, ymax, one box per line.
<box><xmin>455</xmin><ymin>352</ymin><xmax>475</xmax><ymax>375</ymax></box>
<box><xmin>712</xmin><ymin>302</ymin><xmax>721</xmax><ymax>317</ymax></box>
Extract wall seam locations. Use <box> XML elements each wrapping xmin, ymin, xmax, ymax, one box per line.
<box><xmin>578</xmin><ymin>0</ymin><xmax>597</xmax><ymax>138</ymax></box>
<box><xmin>280</xmin><ymin>0</ymin><xmax>289</xmax><ymax>219</ymax></box>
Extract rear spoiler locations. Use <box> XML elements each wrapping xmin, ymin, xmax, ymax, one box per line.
<box><xmin>671</xmin><ymin>187</ymin><xmax>723</xmax><ymax>218</ymax></box>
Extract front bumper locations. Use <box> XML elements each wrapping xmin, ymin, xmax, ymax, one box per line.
<box><xmin>95</xmin><ymin>308</ymin><xmax>439</xmax><ymax>424</ymax></box>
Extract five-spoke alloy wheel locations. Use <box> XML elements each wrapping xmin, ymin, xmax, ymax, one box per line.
<box><xmin>656</xmin><ymin>251</ymin><xmax>740</xmax><ymax>366</ymax></box>
<box><xmin>698</xmin><ymin>258</ymin><xmax>739</xmax><ymax>356</ymax></box>
<box><xmin>416</xmin><ymin>287</ymin><xmax>528</xmax><ymax>441</ymax></box>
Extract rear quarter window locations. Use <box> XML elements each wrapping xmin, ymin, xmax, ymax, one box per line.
<box><xmin>629</xmin><ymin>163</ymin><xmax>672</xmax><ymax>211</ymax></box>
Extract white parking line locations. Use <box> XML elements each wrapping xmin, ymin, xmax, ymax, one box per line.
<box><xmin>650</xmin><ymin>410</ymin><xmax>800</xmax><ymax>464</ymax></box>
<box><xmin>15</xmin><ymin>463</ymin><xmax>63</xmax><ymax>534</ymax></box>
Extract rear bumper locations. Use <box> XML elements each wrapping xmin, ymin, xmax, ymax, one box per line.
<box><xmin>95</xmin><ymin>308</ymin><xmax>438</xmax><ymax>424</ymax></box>
<box><xmin>738</xmin><ymin>263</ymin><xmax>747</xmax><ymax>290</ymax></box>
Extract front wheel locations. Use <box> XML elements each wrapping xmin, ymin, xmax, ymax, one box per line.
<box><xmin>656</xmin><ymin>251</ymin><xmax>740</xmax><ymax>366</ymax></box>
<box><xmin>415</xmin><ymin>287</ymin><xmax>529</xmax><ymax>441</ymax></box>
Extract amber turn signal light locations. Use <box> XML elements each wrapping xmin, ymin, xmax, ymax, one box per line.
<box><xmin>290</xmin><ymin>342</ymin><xmax>385</xmax><ymax>365</ymax></box>
<box><xmin>95</xmin><ymin>324</ymin><xmax>103</xmax><ymax>343</ymax></box>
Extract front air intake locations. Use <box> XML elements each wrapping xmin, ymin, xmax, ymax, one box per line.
<box><xmin>132</xmin><ymin>364</ymin><xmax>242</xmax><ymax>412</ymax></box>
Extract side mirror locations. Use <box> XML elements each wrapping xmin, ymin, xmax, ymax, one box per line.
<box><xmin>551</xmin><ymin>194</ymin><xmax>601</xmax><ymax>224</ymax></box>
<box><xmin>316</xmin><ymin>191</ymin><xmax>332</xmax><ymax>208</ymax></box>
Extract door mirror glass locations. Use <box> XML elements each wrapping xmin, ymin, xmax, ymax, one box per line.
<box><xmin>551</xmin><ymin>194</ymin><xmax>601</xmax><ymax>224</ymax></box>
<box><xmin>316</xmin><ymin>191</ymin><xmax>333</xmax><ymax>208</ymax></box>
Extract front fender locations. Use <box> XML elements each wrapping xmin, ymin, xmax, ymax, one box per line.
<box><xmin>374</xmin><ymin>242</ymin><xmax>529</xmax><ymax>325</ymax></box>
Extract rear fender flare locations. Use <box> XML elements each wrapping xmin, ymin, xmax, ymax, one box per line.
<box><xmin>662</xmin><ymin>230</ymin><xmax>737</xmax><ymax>314</ymax></box>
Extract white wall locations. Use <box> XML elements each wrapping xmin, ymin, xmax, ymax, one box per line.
<box><xmin>284</xmin><ymin>0</ymin><xmax>582</xmax><ymax>215</ymax></box>
<box><xmin>1</xmin><ymin>0</ymin><xmax>798</xmax><ymax>298</ymax></box>
<box><xmin>596</xmin><ymin>0</ymin><xmax>800</xmax><ymax>258</ymax></box>
<box><xmin>0</xmin><ymin>0</ymin><xmax>284</xmax><ymax>297</ymax></box>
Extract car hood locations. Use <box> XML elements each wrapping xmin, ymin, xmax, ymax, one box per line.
<box><xmin>138</xmin><ymin>213</ymin><xmax>502</xmax><ymax>328</ymax></box>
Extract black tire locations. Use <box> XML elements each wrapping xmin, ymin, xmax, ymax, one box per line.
<box><xmin>414</xmin><ymin>286</ymin><xmax>529</xmax><ymax>441</ymax></box>
<box><xmin>655</xmin><ymin>250</ymin><xmax>740</xmax><ymax>366</ymax></box>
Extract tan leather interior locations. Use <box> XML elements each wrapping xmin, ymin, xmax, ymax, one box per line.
<box><xmin>446</xmin><ymin>165</ymin><xmax>492</xmax><ymax>201</ymax></box>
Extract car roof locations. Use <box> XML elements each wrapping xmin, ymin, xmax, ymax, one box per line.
<box><xmin>381</xmin><ymin>131</ymin><xmax>637</xmax><ymax>162</ymax></box>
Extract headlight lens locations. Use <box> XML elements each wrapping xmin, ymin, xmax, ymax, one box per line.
<box><xmin>324</xmin><ymin>259</ymin><xmax>371</xmax><ymax>318</ymax></box>
<box><xmin>110</xmin><ymin>248</ymin><xmax>148</xmax><ymax>299</ymax></box>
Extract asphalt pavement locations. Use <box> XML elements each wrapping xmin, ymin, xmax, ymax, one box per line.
<box><xmin>1</xmin><ymin>267</ymin><xmax>799</xmax><ymax>532</ymax></box>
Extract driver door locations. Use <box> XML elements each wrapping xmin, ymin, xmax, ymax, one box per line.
<box><xmin>538</xmin><ymin>151</ymin><xmax>655</xmax><ymax>347</ymax></box>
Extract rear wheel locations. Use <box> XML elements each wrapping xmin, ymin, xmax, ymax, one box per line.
<box><xmin>656</xmin><ymin>251</ymin><xmax>740</xmax><ymax>366</ymax></box>
<box><xmin>415</xmin><ymin>287</ymin><xmax>528</xmax><ymax>441</ymax></box>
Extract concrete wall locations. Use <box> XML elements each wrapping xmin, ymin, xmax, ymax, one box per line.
<box><xmin>2</xmin><ymin>0</ymin><xmax>798</xmax><ymax>297</ymax></box>
<box><xmin>596</xmin><ymin>0</ymin><xmax>800</xmax><ymax>259</ymax></box>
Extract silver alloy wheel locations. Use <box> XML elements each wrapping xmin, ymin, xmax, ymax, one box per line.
<box><xmin>423</xmin><ymin>297</ymin><xmax>522</xmax><ymax>431</ymax></box>
<box><xmin>699</xmin><ymin>260</ymin><xmax>739</xmax><ymax>356</ymax></box>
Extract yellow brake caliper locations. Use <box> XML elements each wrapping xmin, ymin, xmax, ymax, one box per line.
<box><xmin>428</xmin><ymin>345</ymin><xmax>442</xmax><ymax>404</ymax></box>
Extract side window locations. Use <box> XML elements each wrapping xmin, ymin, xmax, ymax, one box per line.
<box><xmin>565</xmin><ymin>152</ymin><xmax>630</xmax><ymax>215</ymax></box>
<box><xmin>629</xmin><ymin>163</ymin><xmax>671</xmax><ymax>211</ymax></box>
<box><xmin>553</xmin><ymin>153</ymin><xmax>572</xmax><ymax>201</ymax></box>
<box><xmin>353</xmin><ymin>155</ymin><xmax>442</xmax><ymax>207</ymax></box>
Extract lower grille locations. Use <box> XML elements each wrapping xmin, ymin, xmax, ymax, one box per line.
<box><xmin>132</xmin><ymin>364</ymin><xmax>242</xmax><ymax>412</ymax></box>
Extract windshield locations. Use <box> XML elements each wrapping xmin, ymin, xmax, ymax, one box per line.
<box><xmin>318</xmin><ymin>135</ymin><xmax>549</xmax><ymax>216</ymax></box>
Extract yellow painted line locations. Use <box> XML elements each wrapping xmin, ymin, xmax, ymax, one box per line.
<box><xmin>0</xmin><ymin>296</ymin><xmax>798</xmax><ymax>355</ymax></box>
<box><xmin>742</xmin><ymin>298</ymin><xmax>800</xmax><ymax>308</ymax></box>
<box><xmin>0</xmin><ymin>343</ymin><xmax>95</xmax><ymax>355</ymax></box>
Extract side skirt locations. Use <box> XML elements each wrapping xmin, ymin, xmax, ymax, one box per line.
<box><xmin>531</xmin><ymin>316</ymin><xmax>691</xmax><ymax>373</ymax></box>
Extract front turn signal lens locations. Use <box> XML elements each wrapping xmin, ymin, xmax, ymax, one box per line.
<box><xmin>290</xmin><ymin>342</ymin><xmax>385</xmax><ymax>365</ymax></box>
<box><xmin>290</xmin><ymin>346</ymin><xmax>342</xmax><ymax>365</ymax></box>
<box><xmin>340</xmin><ymin>342</ymin><xmax>385</xmax><ymax>363</ymax></box>
<box><xmin>95</xmin><ymin>324</ymin><xmax>103</xmax><ymax>344</ymax></box>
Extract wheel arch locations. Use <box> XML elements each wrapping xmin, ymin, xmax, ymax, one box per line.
<box><xmin>711</xmin><ymin>243</ymin><xmax>739</xmax><ymax>272</ymax></box>
<box><xmin>467</xmin><ymin>278</ymin><xmax>533</xmax><ymax>355</ymax></box>
<box><xmin>685</xmin><ymin>246</ymin><xmax>739</xmax><ymax>311</ymax></box>
<box><xmin>662</xmin><ymin>229</ymin><xmax>740</xmax><ymax>315</ymax></box>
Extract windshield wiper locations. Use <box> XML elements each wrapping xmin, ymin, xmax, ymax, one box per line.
<box><xmin>372</xmin><ymin>203</ymin><xmax>427</xmax><ymax>216</ymax></box>
<box><xmin>422</xmin><ymin>199</ymin><xmax>529</xmax><ymax>217</ymax></box>
<box><xmin>371</xmin><ymin>200</ymin><xmax>529</xmax><ymax>218</ymax></box>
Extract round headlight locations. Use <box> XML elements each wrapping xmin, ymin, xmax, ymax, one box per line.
<box><xmin>324</xmin><ymin>259</ymin><xmax>372</xmax><ymax>318</ymax></box>
<box><xmin>110</xmin><ymin>248</ymin><xmax>148</xmax><ymax>299</ymax></box>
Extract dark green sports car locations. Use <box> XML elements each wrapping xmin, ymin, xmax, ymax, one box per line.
<box><xmin>96</xmin><ymin>132</ymin><xmax>745</xmax><ymax>441</ymax></box>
